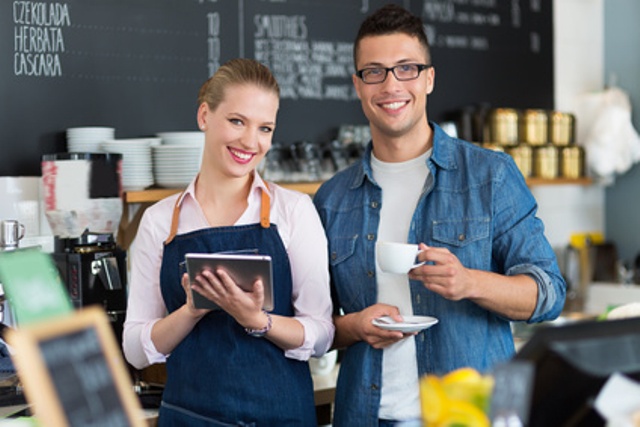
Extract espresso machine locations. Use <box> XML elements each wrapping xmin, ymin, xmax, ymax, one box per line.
<box><xmin>50</xmin><ymin>231</ymin><xmax>128</xmax><ymax>341</ymax></box>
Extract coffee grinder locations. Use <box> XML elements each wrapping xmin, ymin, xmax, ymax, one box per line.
<box><xmin>42</xmin><ymin>153</ymin><xmax>127</xmax><ymax>341</ymax></box>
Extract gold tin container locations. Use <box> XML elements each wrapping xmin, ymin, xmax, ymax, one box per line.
<box><xmin>521</xmin><ymin>109</ymin><xmax>548</xmax><ymax>146</ymax></box>
<box><xmin>549</xmin><ymin>111</ymin><xmax>575</xmax><ymax>146</ymax></box>
<box><xmin>485</xmin><ymin>108</ymin><xmax>519</xmax><ymax>146</ymax></box>
<box><xmin>507</xmin><ymin>144</ymin><xmax>533</xmax><ymax>178</ymax></box>
<box><xmin>560</xmin><ymin>146</ymin><xmax>585</xmax><ymax>178</ymax></box>
<box><xmin>482</xmin><ymin>143</ymin><xmax>505</xmax><ymax>153</ymax></box>
<box><xmin>534</xmin><ymin>145</ymin><xmax>559</xmax><ymax>179</ymax></box>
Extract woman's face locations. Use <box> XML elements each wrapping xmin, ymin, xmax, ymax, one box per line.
<box><xmin>199</xmin><ymin>83</ymin><xmax>279</xmax><ymax>179</ymax></box>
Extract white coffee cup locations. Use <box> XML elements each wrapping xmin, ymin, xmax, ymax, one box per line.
<box><xmin>309</xmin><ymin>349</ymin><xmax>338</xmax><ymax>376</ymax></box>
<box><xmin>376</xmin><ymin>241</ymin><xmax>424</xmax><ymax>274</ymax></box>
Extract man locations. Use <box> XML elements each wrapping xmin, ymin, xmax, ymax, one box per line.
<box><xmin>313</xmin><ymin>4</ymin><xmax>566</xmax><ymax>426</ymax></box>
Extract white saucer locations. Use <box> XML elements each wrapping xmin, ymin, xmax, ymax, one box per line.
<box><xmin>372</xmin><ymin>315</ymin><xmax>439</xmax><ymax>333</ymax></box>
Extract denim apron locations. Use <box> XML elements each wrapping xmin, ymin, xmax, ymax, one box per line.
<box><xmin>157</xmin><ymin>188</ymin><xmax>316</xmax><ymax>427</ymax></box>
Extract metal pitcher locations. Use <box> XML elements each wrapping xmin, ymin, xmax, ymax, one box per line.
<box><xmin>0</xmin><ymin>220</ymin><xmax>25</xmax><ymax>250</ymax></box>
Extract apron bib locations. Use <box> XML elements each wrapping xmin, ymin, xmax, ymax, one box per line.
<box><xmin>157</xmin><ymin>189</ymin><xmax>316</xmax><ymax>427</ymax></box>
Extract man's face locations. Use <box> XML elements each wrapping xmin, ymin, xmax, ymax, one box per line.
<box><xmin>353</xmin><ymin>33</ymin><xmax>435</xmax><ymax>142</ymax></box>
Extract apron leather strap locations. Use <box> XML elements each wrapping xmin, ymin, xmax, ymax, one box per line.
<box><xmin>260</xmin><ymin>182</ymin><xmax>271</xmax><ymax>229</ymax></box>
<box><xmin>164</xmin><ymin>183</ymin><xmax>272</xmax><ymax>245</ymax></box>
<box><xmin>164</xmin><ymin>190</ymin><xmax>186</xmax><ymax>245</ymax></box>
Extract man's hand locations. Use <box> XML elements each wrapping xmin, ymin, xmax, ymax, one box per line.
<box><xmin>335</xmin><ymin>303</ymin><xmax>416</xmax><ymax>349</ymax></box>
<box><xmin>409</xmin><ymin>243</ymin><xmax>476</xmax><ymax>301</ymax></box>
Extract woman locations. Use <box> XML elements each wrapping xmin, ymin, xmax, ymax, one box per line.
<box><xmin>123</xmin><ymin>58</ymin><xmax>334</xmax><ymax>426</ymax></box>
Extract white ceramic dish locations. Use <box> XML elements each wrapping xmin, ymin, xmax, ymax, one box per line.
<box><xmin>372</xmin><ymin>315</ymin><xmax>439</xmax><ymax>333</ymax></box>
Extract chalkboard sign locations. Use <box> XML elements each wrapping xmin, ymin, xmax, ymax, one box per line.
<box><xmin>6</xmin><ymin>307</ymin><xmax>145</xmax><ymax>427</ymax></box>
<box><xmin>1</xmin><ymin>0</ymin><xmax>552</xmax><ymax>176</ymax></box>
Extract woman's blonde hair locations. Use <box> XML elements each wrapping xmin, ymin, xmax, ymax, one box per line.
<box><xmin>197</xmin><ymin>58</ymin><xmax>279</xmax><ymax>110</ymax></box>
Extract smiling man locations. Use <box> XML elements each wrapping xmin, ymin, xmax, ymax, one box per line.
<box><xmin>313</xmin><ymin>4</ymin><xmax>566</xmax><ymax>427</ymax></box>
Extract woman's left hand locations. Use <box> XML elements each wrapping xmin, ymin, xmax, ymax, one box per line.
<box><xmin>191</xmin><ymin>268</ymin><xmax>266</xmax><ymax>327</ymax></box>
<box><xmin>181</xmin><ymin>273</ymin><xmax>211</xmax><ymax>318</ymax></box>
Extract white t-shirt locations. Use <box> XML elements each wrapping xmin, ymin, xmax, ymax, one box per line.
<box><xmin>372</xmin><ymin>149</ymin><xmax>431</xmax><ymax>421</ymax></box>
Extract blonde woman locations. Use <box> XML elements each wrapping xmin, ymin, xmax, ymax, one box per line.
<box><xmin>124</xmin><ymin>58</ymin><xmax>334</xmax><ymax>426</ymax></box>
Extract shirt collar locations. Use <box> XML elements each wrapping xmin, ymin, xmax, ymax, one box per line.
<box><xmin>352</xmin><ymin>121</ymin><xmax>457</xmax><ymax>188</ymax></box>
<box><xmin>177</xmin><ymin>170</ymin><xmax>269</xmax><ymax>207</ymax></box>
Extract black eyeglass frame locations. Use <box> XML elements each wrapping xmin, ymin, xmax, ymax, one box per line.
<box><xmin>355</xmin><ymin>63</ymin><xmax>432</xmax><ymax>84</ymax></box>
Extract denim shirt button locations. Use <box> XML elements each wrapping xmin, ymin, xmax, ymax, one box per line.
<box><xmin>370</xmin><ymin>383</ymin><xmax>379</xmax><ymax>391</ymax></box>
<box><xmin>367</xmin><ymin>270</ymin><xmax>374</xmax><ymax>277</ymax></box>
<box><xmin>366</xmin><ymin>233</ymin><xmax>375</xmax><ymax>241</ymax></box>
<box><xmin>331</xmin><ymin>252</ymin><xmax>337</xmax><ymax>261</ymax></box>
<box><xmin>370</xmin><ymin>201</ymin><xmax>379</xmax><ymax>209</ymax></box>
<box><xmin>458</xmin><ymin>233</ymin><xmax>466</xmax><ymax>241</ymax></box>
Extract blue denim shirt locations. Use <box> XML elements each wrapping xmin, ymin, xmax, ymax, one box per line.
<box><xmin>313</xmin><ymin>123</ymin><xmax>566</xmax><ymax>427</ymax></box>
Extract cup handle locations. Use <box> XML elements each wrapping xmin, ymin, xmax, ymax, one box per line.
<box><xmin>410</xmin><ymin>261</ymin><xmax>426</xmax><ymax>269</ymax></box>
<box><xmin>411</xmin><ymin>248</ymin><xmax>427</xmax><ymax>269</ymax></box>
<box><xmin>18</xmin><ymin>224</ymin><xmax>25</xmax><ymax>240</ymax></box>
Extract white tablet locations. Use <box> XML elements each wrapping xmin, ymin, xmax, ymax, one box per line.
<box><xmin>185</xmin><ymin>253</ymin><xmax>274</xmax><ymax>311</ymax></box>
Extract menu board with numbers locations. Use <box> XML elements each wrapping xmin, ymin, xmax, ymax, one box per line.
<box><xmin>0</xmin><ymin>0</ymin><xmax>552</xmax><ymax>176</ymax></box>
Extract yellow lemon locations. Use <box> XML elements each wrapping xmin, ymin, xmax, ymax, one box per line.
<box><xmin>442</xmin><ymin>367</ymin><xmax>482</xmax><ymax>385</ymax></box>
<box><xmin>420</xmin><ymin>375</ymin><xmax>449</xmax><ymax>425</ymax></box>
<box><xmin>439</xmin><ymin>399</ymin><xmax>490</xmax><ymax>427</ymax></box>
<box><xmin>442</xmin><ymin>368</ymin><xmax>494</xmax><ymax>413</ymax></box>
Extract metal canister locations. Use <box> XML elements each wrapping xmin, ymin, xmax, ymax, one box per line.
<box><xmin>560</xmin><ymin>146</ymin><xmax>585</xmax><ymax>178</ymax></box>
<box><xmin>482</xmin><ymin>143</ymin><xmax>505</xmax><ymax>153</ymax></box>
<box><xmin>485</xmin><ymin>108</ymin><xmax>519</xmax><ymax>146</ymax></box>
<box><xmin>521</xmin><ymin>109</ymin><xmax>548</xmax><ymax>146</ymax></box>
<box><xmin>534</xmin><ymin>145</ymin><xmax>559</xmax><ymax>178</ymax></box>
<box><xmin>507</xmin><ymin>144</ymin><xmax>533</xmax><ymax>178</ymax></box>
<box><xmin>549</xmin><ymin>111</ymin><xmax>575</xmax><ymax>146</ymax></box>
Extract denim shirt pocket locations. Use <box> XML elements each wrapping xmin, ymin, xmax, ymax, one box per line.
<box><xmin>329</xmin><ymin>234</ymin><xmax>358</xmax><ymax>266</ymax></box>
<box><xmin>328</xmin><ymin>234</ymin><xmax>366</xmax><ymax>311</ymax></box>
<box><xmin>431</xmin><ymin>217</ymin><xmax>491</xmax><ymax>267</ymax></box>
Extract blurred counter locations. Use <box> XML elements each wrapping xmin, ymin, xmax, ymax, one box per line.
<box><xmin>585</xmin><ymin>282</ymin><xmax>640</xmax><ymax>315</ymax></box>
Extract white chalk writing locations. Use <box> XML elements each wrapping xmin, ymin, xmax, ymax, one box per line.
<box><xmin>13</xmin><ymin>1</ymin><xmax>70</xmax><ymax>77</ymax></box>
<box><xmin>254</xmin><ymin>14</ymin><xmax>355</xmax><ymax>101</ymax></box>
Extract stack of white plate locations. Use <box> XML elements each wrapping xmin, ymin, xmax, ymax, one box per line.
<box><xmin>152</xmin><ymin>143</ymin><xmax>203</xmax><ymax>188</ymax></box>
<box><xmin>66</xmin><ymin>127</ymin><xmax>115</xmax><ymax>152</ymax></box>
<box><xmin>157</xmin><ymin>131</ymin><xmax>204</xmax><ymax>147</ymax></box>
<box><xmin>101</xmin><ymin>138</ymin><xmax>160</xmax><ymax>191</ymax></box>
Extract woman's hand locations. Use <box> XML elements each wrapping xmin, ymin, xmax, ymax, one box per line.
<box><xmin>190</xmin><ymin>268</ymin><xmax>266</xmax><ymax>329</ymax></box>
<box><xmin>181</xmin><ymin>273</ymin><xmax>211</xmax><ymax>319</ymax></box>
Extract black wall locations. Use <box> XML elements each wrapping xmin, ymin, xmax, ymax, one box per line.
<box><xmin>1</xmin><ymin>0</ymin><xmax>553</xmax><ymax>176</ymax></box>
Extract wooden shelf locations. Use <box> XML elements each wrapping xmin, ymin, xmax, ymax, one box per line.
<box><xmin>123</xmin><ymin>178</ymin><xmax>590</xmax><ymax>204</ymax></box>
<box><xmin>124</xmin><ymin>188</ymin><xmax>184</xmax><ymax>203</ymax></box>
<box><xmin>525</xmin><ymin>177</ymin><xmax>592</xmax><ymax>186</ymax></box>
<box><xmin>123</xmin><ymin>181</ymin><xmax>323</xmax><ymax>204</ymax></box>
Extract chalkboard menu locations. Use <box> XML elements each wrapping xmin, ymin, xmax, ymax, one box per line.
<box><xmin>1</xmin><ymin>0</ymin><xmax>552</xmax><ymax>176</ymax></box>
<box><xmin>6</xmin><ymin>307</ymin><xmax>145</xmax><ymax>427</ymax></box>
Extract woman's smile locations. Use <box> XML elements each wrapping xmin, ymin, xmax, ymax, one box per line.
<box><xmin>228</xmin><ymin>146</ymin><xmax>255</xmax><ymax>164</ymax></box>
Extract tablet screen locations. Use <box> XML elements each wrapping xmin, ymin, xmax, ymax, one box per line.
<box><xmin>184</xmin><ymin>253</ymin><xmax>274</xmax><ymax>311</ymax></box>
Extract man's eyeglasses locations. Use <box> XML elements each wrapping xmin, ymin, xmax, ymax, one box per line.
<box><xmin>355</xmin><ymin>64</ymin><xmax>432</xmax><ymax>84</ymax></box>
